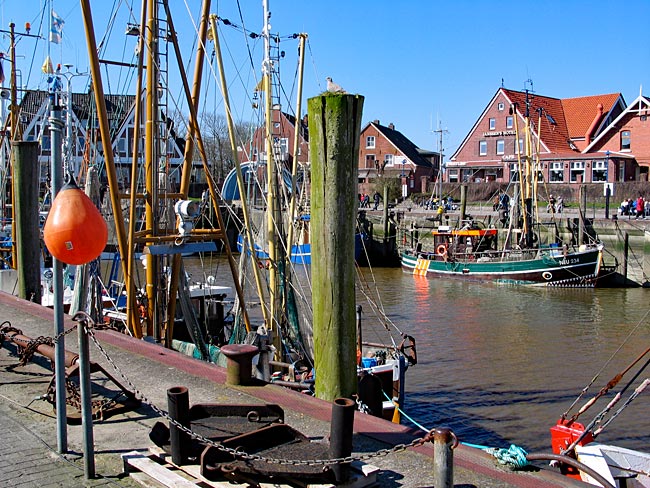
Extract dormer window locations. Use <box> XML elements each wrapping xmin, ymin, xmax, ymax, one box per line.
<box><xmin>366</xmin><ymin>136</ymin><xmax>375</xmax><ymax>148</ymax></box>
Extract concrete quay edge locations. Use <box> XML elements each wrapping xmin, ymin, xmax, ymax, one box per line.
<box><xmin>0</xmin><ymin>291</ymin><xmax>591</xmax><ymax>487</ymax></box>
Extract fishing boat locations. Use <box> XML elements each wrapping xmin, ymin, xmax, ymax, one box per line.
<box><xmin>539</xmin><ymin>370</ymin><xmax>650</xmax><ymax>486</ymax></box>
<box><xmin>401</xmin><ymin>89</ymin><xmax>606</xmax><ymax>287</ymax></box>
<box><xmin>401</xmin><ymin>222</ymin><xmax>604</xmax><ymax>286</ymax></box>
<box><xmin>66</xmin><ymin>0</ymin><xmax>412</xmax><ymax>421</ymax></box>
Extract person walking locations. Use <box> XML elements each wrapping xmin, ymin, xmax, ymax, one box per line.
<box><xmin>372</xmin><ymin>191</ymin><xmax>381</xmax><ymax>210</ymax></box>
<box><xmin>636</xmin><ymin>195</ymin><xmax>645</xmax><ymax>219</ymax></box>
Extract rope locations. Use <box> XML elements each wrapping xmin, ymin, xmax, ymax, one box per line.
<box><xmin>380</xmin><ymin>391</ymin><xmax>530</xmax><ymax>469</ymax></box>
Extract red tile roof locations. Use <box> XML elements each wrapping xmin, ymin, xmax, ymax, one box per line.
<box><xmin>561</xmin><ymin>93</ymin><xmax>621</xmax><ymax>139</ymax></box>
<box><xmin>502</xmin><ymin>89</ymin><xmax>571</xmax><ymax>154</ymax></box>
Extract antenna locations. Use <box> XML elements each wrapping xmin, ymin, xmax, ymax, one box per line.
<box><xmin>432</xmin><ymin>121</ymin><xmax>449</xmax><ymax>200</ymax></box>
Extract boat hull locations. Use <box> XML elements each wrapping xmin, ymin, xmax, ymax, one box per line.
<box><xmin>401</xmin><ymin>246</ymin><xmax>603</xmax><ymax>287</ymax></box>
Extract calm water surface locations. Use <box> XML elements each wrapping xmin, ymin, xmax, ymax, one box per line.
<box><xmin>191</xmin><ymin>257</ymin><xmax>650</xmax><ymax>455</ymax></box>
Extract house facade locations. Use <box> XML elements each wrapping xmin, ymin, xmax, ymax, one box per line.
<box><xmin>447</xmin><ymin>87</ymin><xmax>647</xmax><ymax>185</ymax></box>
<box><xmin>11</xmin><ymin>89</ymin><xmax>187</xmax><ymax>193</ymax></box>
<box><xmin>357</xmin><ymin>120</ymin><xmax>437</xmax><ymax>197</ymax></box>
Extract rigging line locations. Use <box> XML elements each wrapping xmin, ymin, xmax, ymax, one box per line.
<box><xmin>306</xmin><ymin>38</ymin><xmax>322</xmax><ymax>93</ymax></box>
<box><xmin>562</xmin><ymin>308</ymin><xmax>650</xmax><ymax>421</ymax></box>
<box><xmin>235</xmin><ymin>0</ymin><xmax>258</xmax><ymax>77</ymax></box>
<box><xmin>22</xmin><ymin>1</ymin><xmax>47</xmax><ymax>90</ymax></box>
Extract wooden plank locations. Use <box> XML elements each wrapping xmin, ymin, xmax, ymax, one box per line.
<box><xmin>122</xmin><ymin>451</ymin><xmax>198</xmax><ymax>488</ymax></box>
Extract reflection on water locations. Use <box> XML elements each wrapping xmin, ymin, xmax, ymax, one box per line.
<box><xmin>188</xmin><ymin>257</ymin><xmax>650</xmax><ymax>454</ymax></box>
<box><xmin>359</xmin><ymin>269</ymin><xmax>650</xmax><ymax>454</ymax></box>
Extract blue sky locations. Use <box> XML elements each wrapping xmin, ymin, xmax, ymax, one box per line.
<box><xmin>1</xmin><ymin>0</ymin><xmax>649</xmax><ymax>158</ymax></box>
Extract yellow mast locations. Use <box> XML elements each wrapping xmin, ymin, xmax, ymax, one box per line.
<box><xmin>143</xmin><ymin>0</ymin><xmax>159</xmax><ymax>339</ymax></box>
<box><xmin>285</xmin><ymin>34</ymin><xmax>308</xmax><ymax>266</ymax></box>
<box><xmin>208</xmin><ymin>14</ymin><xmax>270</xmax><ymax>326</ymax></box>
<box><xmin>262</xmin><ymin>0</ymin><xmax>282</xmax><ymax>357</ymax></box>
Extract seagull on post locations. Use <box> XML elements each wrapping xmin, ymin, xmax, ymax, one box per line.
<box><xmin>326</xmin><ymin>76</ymin><xmax>346</xmax><ymax>93</ymax></box>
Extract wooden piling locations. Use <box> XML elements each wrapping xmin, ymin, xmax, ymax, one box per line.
<box><xmin>308</xmin><ymin>93</ymin><xmax>364</xmax><ymax>401</ymax></box>
<box><xmin>12</xmin><ymin>141</ymin><xmax>41</xmax><ymax>303</ymax></box>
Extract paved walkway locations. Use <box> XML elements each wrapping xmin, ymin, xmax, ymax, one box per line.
<box><xmin>0</xmin><ymin>293</ymin><xmax>591</xmax><ymax>488</ymax></box>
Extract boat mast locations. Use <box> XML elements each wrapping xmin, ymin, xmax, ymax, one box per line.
<box><xmin>262</xmin><ymin>0</ymin><xmax>283</xmax><ymax>356</ymax></box>
<box><xmin>285</xmin><ymin>33</ymin><xmax>307</xmax><ymax>266</ymax></box>
<box><xmin>144</xmin><ymin>0</ymin><xmax>160</xmax><ymax>339</ymax></box>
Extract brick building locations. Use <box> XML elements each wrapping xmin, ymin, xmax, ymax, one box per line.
<box><xmin>357</xmin><ymin>120</ymin><xmax>438</xmax><ymax>197</ymax></box>
<box><xmin>448</xmin><ymin>87</ymin><xmax>649</xmax><ymax>185</ymax></box>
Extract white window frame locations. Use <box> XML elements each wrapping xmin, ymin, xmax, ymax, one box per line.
<box><xmin>489</xmin><ymin>118</ymin><xmax>496</xmax><ymax>130</ymax></box>
<box><xmin>570</xmin><ymin>161</ymin><xmax>585</xmax><ymax>183</ymax></box>
<box><xmin>384</xmin><ymin>154</ymin><xmax>394</xmax><ymax>166</ymax></box>
<box><xmin>366</xmin><ymin>136</ymin><xmax>375</xmax><ymax>149</ymax></box>
<box><xmin>506</xmin><ymin>116</ymin><xmax>513</xmax><ymax>129</ymax></box>
<box><xmin>479</xmin><ymin>140</ymin><xmax>487</xmax><ymax>156</ymax></box>
<box><xmin>498</xmin><ymin>102</ymin><xmax>505</xmax><ymax>111</ymax></box>
<box><xmin>496</xmin><ymin>139</ymin><xmax>505</xmax><ymax>155</ymax></box>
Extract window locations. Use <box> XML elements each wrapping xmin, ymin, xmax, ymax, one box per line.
<box><xmin>489</xmin><ymin>118</ymin><xmax>496</xmax><ymax>130</ymax></box>
<box><xmin>509</xmin><ymin>163</ymin><xmax>520</xmax><ymax>181</ymax></box>
<box><xmin>496</xmin><ymin>139</ymin><xmax>505</xmax><ymax>155</ymax></box>
<box><xmin>592</xmin><ymin>160</ymin><xmax>607</xmax><ymax>182</ymax></box>
<box><xmin>515</xmin><ymin>138</ymin><xmax>524</xmax><ymax>155</ymax></box>
<box><xmin>498</xmin><ymin>102</ymin><xmax>505</xmax><ymax>111</ymax></box>
<box><xmin>479</xmin><ymin>140</ymin><xmax>487</xmax><ymax>156</ymax></box>
<box><xmin>384</xmin><ymin>154</ymin><xmax>394</xmax><ymax>166</ymax></box>
<box><xmin>366</xmin><ymin>136</ymin><xmax>375</xmax><ymax>148</ymax></box>
<box><xmin>117</xmin><ymin>137</ymin><xmax>127</xmax><ymax>155</ymax></box>
<box><xmin>621</xmin><ymin>130</ymin><xmax>630</xmax><ymax>150</ymax></box>
<box><xmin>506</xmin><ymin>116</ymin><xmax>513</xmax><ymax>129</ymax></box>
<box><xmin>550</xmin><ymin>162</ymin><xmax>564</xmax><ymax>182</ymax></box>
<box><xmin>365</xmin><ymin>154</ymin><xmax>376</xmax><ymax>169</ymax></box>
<box><xmin>570</xmin><ymin>161</ymin><xmax>585</xmax><ymax>183</ymax></box>
<box><xmin>448</xmin><ymin>169</ymin><xmax>459</xmax><ymax>183</ymax></box>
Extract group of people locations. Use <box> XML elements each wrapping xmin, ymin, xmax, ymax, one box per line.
<box><xmin>620</xmin><ymin>195</ymin><xmax>648</xmax><ymax>219</ymax></box>
<box><xmin>546</xmin><ymin>194</ymin><xmax>564</xmax><ymax>213</ymax></box>
<box><xmin>359</xmin><ymin>192</ymin><xmax>381</xmax><ymax>210</ymax></box>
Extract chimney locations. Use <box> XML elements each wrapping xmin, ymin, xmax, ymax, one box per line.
<box><xmin>373</xmin><ymin>119</ymin><xmax>380</xmax><ymax>125</ymax></box>
<box><xmin>388</xmin><ymin>123</ymin><xmax>395</xmax><ymax>130</ymax></box>
<box><xmin>584</xmin><ymin>103</ymin><xmax>604</xmax><ymax>144</ymax></box>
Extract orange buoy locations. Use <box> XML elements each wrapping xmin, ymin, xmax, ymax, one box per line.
<box><xmin>43</xmin><ymin>180</ymin><xmax>108</xmax><ymax>265</ymax></box>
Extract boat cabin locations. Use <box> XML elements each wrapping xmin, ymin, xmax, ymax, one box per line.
<box><xmin>431</xmin><ymin>224</ymin><xmax>498</xmax><ymax>260</ymax></box>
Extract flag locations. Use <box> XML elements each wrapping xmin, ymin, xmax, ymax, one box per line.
<box><xmin>50</xmin><ymin>9</ymin><xmax>64</xmax><ymax>44</ymax></box>
<box><xmin>42</xmin><ymin>56</ymin><xmax>54</xmax><ymax>74</ymax></box>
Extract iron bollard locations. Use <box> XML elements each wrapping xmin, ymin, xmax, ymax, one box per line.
<box><xmin>432</xmin><ymin>427</ymin><xmax>458</xmax><ymax>488</ymax></box>
<box><xmin>167</xmin><ymin>386</ymin><xmax>190</xmax><ymax>465</ymax></box>
<box><xmin>329</xmin><ymin>397</ymin><xmax>355</xmax><ymax>483</ymax></box>
<box><xmin>220</xmin><ymin>343</ymin><xmax>259</xmax><ymax>385</ymax></box>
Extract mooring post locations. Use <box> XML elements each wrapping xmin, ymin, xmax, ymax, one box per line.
<box><xmin>308</xmin><ymin>92</ymin><xmax>364</xmax><ymax>401</ymax></box>
<box><xmin>330</xmin><ymin>397</ymin><xmax>355</xmax><ymax>482</ymax></box>
<box><xmin>220</xmin><ymin>343</ymin><xmax>259</xmax><ymax>385</ymax></box>
<box><xmin>12</xmin><ymin>141</ymin><xmax>41</xmax><ymax>303</ymax></box>
<box><xmin>167</xmin><ymin>386</ymin><xmax>191</xmax><ymax>465</ymax></box>
<box><xmin>460</xmin><ymin>183</ymin><xmax>467</xmax><ymax>221</ymax></box>
<box><xmin>76</xmin><ymin>316</ymin><xmax>95</xmax><ymax>479</ymax></box>
<box><xmin>48</xmin><ymin>95</ymin><xmax>68</xmax><ymax>455</ymax></box>
<box><xmin>433</xmin><ymin>427</ymin><xmax>456</xmax><ymax>488</ymax></box>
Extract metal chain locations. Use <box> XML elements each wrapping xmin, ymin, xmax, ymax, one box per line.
<box><xmin>78</xmin><ymin>314</ymin><xmax>431</xmax><ymax>466</ymax></box>
<box><xmin>0</xmin><ymin>321</ymin><xmax>78</xmax><ymax>365</ymax></box>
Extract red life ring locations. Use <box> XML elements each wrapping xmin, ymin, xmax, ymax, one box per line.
<box><xmin>436</xmin><ymin>244</ymin><xmax>447</xmax><ymax>256</ymax></box>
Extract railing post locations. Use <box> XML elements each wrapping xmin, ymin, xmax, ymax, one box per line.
<box><xmin>432</xmin><ymin>427</ymin><xmax>457</xmax><ymax>488</ymax></box>
<box><xmin>329</xmin><ymin>397</ymin><xmax>355</xmax><ymax>482</ymax></box>
<box><xmin>167</xmin><ymin>386</ymin><xmax>190</xmax><ymax>465</ymax></box>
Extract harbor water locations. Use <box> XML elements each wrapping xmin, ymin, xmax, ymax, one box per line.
<box><xmin>188</xmin><ymin>256</ymin><xmax>650</xmax><ymax>455</ymax></box>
